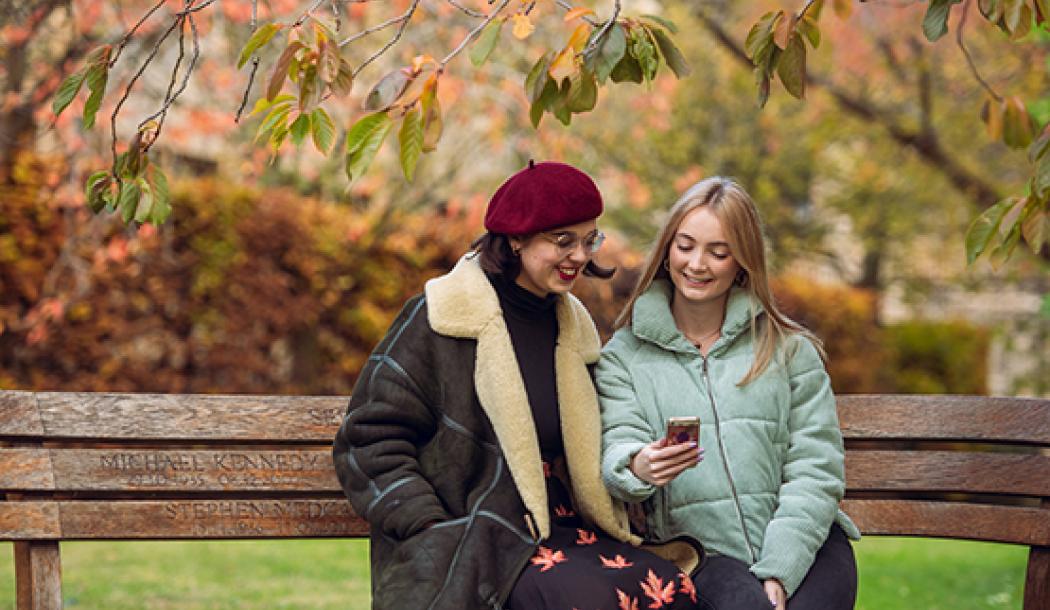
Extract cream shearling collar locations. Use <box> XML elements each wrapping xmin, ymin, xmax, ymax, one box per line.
<box><xmin>424</xmin><ymin>255</ymin><xmax>633</xmax><ymax>543</ymax></box>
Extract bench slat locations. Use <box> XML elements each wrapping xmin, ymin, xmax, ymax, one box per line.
<box><xmin>842</xmin><ymin>498</ymin><xmax>1050</xmax><ymax>546</ymax></box>
<box><xmin>838</xmin><ymin>395</ymin><xmax>1050</xmax><ymax>445</ymax></box>
<box><xmin>845</xmin><ymin>450</ymin><xmax>1050</xmax><ymax>497</ymax></box>
<box><xmin>0</xmin><ymin>391</ymin><xmax>44</xmax><ymax>436</ymax></box>
<box><xmin>0</xmin><ymin>502</ymin><xmax>60</xmax><ymax>538</ymax></box>
<box><xmin>0</xmin><ymin>393</ymin><xmax>346</xmax><ymax>441</ymax></box>
<box><xmin>0</xmin><ymin>448</ymin><xmax>339</xmax><ymax>492</ymax></box>
<box><xmin>0</xmin><ymin>499</ymin><xmax>367</xmax><ymax>540</ymax></box>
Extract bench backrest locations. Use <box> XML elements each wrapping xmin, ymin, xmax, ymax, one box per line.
<box><xmin>2</xmin><ymin>391</ymin><xmax>1049</xmax><ymax>545</ymax></box>
<box><xmin>0</xmin><ymin>391</ymin><xmax>365</xmax><ymax>540</ymax></box>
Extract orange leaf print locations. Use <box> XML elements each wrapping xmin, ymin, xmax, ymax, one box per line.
<box><xmin>530</xmin><ymin>546</ymin><xmax>567</xmax><ymax>572</ymax></box>
<box><xmin>554</xmin><ymin>504</ymin><xmax>575</xmax><ymax>518</ymax></box>
<box><xmin>640</xmin><ymin>569</ymin><xmax>677</xmax><ymax>608</ymax></box>
<box><xmin>679</xmin><ymin>572</ymin><xmax>697</xmax><ymax>603</ymax></box>
<box><xmin>600</xmin><ymin>554</ymin><xmax>634</xmax><ymax>569</ymax></box>
<box><xmin>616</xmin><ymin>588</ymin><xmax>640</xmax><ymax>610</ymax></box>
<box><xmin>576</xmin><ymin>528</ymin><xmax>597</xmax><ymax>545</ymax></box>
<box><xmin>543</xmin><ymin>461</ymin><xmax>552</xmax><ymax>478</ymax></box>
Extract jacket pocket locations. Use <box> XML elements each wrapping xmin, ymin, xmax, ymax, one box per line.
<box><xmin>373</xmin><ymin>521</ymin><xmax>467</xmax><ymax>609</ymax></box>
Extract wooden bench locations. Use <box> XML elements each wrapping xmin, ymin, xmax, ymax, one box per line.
<box><xmin>2</xmin><ymin>391</ymin><xmax>1048</xmax><ymax>609</ymax></box>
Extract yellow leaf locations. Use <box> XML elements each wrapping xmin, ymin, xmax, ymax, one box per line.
<box><xmin>412</xmin><ymin>54</ymin><xmax>436</xmax><ymax>73</ymax></box>
<box><xmin>563</xmin><ymin>7</ymin><xmax>595</xmax><ymax>22</ymax></box>
<box><xmin>567</xmin><ymin>23</ymin><xmax>590</xmax><ymax>52</ymax></box>
<box><xmin>549</xmin><ymin>46</ymin><xmax>577</xmax><ymax>83</ymax></box>
<box><xmin>512</xmin><ymin>13</ymin><xmax>535</xmax><ymax>39</ymax></box>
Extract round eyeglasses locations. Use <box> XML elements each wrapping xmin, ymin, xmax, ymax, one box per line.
<box><xmin>539</xmin><ymin>229</ymin><xmax>606</xmax><ymax>254</ymax></box>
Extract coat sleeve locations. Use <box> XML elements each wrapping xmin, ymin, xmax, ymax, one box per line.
<box><xmin>749</xmin><ymin>336</ymin><xmax>846</xmax><ymax>596</ymax></box>
<box><xmin>595</xmin><ymin>341</ymin><xmax>659</xmax><ymax>503</ymax></box>
<box><xmin>332</xmin><ymin>296</ymin><xmax>451</xmax><ymax>540</ymax></box>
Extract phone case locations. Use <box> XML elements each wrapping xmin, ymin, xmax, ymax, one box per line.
<box><xmin>666</xmin><ymin>416</ymin><xmax>700</xmax><ymax>445</ymax></box>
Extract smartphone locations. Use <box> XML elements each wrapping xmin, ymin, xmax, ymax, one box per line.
<box><xmin>665</xmin><ymin>416</ymin><xmax>700</xmax><ymax>446</ymax></box>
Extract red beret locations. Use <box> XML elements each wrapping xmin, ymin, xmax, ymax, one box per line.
<box><xmin>484</xmin><ymin>161</ymin><xmax>603</xmax><ymax>234</ymax></box>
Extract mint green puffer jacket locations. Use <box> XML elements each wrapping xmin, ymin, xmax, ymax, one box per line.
<box><xmin>596</xmin><ymin>280</ymin><xmax>860</xmax><ymax>596</ymax></box>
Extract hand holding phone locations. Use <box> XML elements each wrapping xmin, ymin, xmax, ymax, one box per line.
<box><xmin>629</xmin><ymin>416</ymin><xmax>704</xmax><ymax>486</ymax></box>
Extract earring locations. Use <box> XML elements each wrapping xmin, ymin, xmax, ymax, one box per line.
<box><xmin>662</xmin><ymin>259</ymin><xmax>670</xmax><ymax>271</ymax></box>
<box><xmin>735</xmin><ymin>270</ymin><xmax>748</xmax><ymax>286</ymax></box>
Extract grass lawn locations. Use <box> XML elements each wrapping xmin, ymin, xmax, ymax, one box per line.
<box><xmin>0</xmin><ymin>537</ymin><xmax>1028</xmax><ymax>609</ymax></box>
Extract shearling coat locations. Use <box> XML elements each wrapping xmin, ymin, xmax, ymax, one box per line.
<box><xmin>332</xmin><ymin>255</ymin><xmax>639</xmax><ymax>610</ymax></box>
<box><xmin>597</xmin><ymin>281</ymin><xmax>861</xmax><ymax>597</ymax></box>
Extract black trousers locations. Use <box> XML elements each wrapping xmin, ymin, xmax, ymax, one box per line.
<box><xmin>692</xmin><ymin>524</ymin><xmax>857</xmax><ymax>610</ymax></box>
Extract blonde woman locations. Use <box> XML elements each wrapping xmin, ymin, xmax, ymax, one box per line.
<box><xmin>597</xmin><ymin>177</ymin><xmax>860</xmax><ymax>610</ymax></box>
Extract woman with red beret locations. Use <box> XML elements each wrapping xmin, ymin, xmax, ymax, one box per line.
<box><xmin>334</xmin><ymin>161</ymin><xmax>701</xmax><ymax>610</ymax></box>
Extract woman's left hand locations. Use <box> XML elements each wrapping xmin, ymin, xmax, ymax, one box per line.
<box><xmin>763</xmin><ymin>579</ymin><xmax>786</xmax><ymax>609</ymax></box>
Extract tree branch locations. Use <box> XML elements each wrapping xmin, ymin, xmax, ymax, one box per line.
<box><xmin>439</xmin><ymin>0</ymin><xmax>512</xmax><ymax>69</ymax></box>
<box><xmin>956</xmin><ymin>0</ymin><xmax>1003</xmax><ymax>102</ymax></box>
<box><xmin>694</xmin><ymin>7</ymin><xmax>1003</xmax><ymax>209</ymax></box>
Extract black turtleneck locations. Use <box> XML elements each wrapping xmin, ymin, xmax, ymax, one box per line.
<box><xmin>488</xmin><ymin>272</ymin><xmax>563</xmax><ymax>459</ymax></box>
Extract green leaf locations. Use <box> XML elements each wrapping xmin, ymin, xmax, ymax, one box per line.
<box><xmin>318</xmin><ymin>39</ymin><xmax>341</xmax><ymax>83</ymax></box>
<box><xmin>470</xmin><ymin>18</ymin><xmax>503</xmax><ymax>67</ymax></box>
<box><xmin>988</xmin><ymin>217</ymin><xmax>1022</xmax><ymax>267</ymax></box>
<box><xmin>746</xmin><ymin>12</ymin><xmax>779</xmax><ymax>59</ymax></box>
<box><xmin>289</xmin><ymin>113</ymin><xmax>311</xmax><ymax>146</ymax></box>
<box><xmin>255</xmin><ymin>101</ymin><xmax>293</xmax><ymax>143</ymax></box>
<box><xmin>345</xmin><ymin>112</ymin><xmax>393</xmax><ymax>181</ymax></box>
<box><xmin>420</xmin><ymin>84</ymin><xmax>442</xmax><ymax>152</ymax></box>
<box><xmin>797</xmin><ymin>15</ymin><xmax>821</xmax><ymax>49</ymax></box>
<box><xmin>552</xmin><ymin>80</ymin><xmax>572</xmax><ymax>126</ymax></box>
<box><xmin>529</xmin><ymin>78</ymin><xmax>558</xmax><ymax>128</ymax></box>
<box><xmin>1003</xmin><ymin>0</ymin><xmax>1025</xmax><ymax>33</ymax></box>
<box><xmin>134</xmin><ymin>179</ymin><xmax>153</xmax><ymax>224</ymax></box>
<box><xmin>1003</xmin><ymin>97</ymin><xmax>1035</xmax><ymax>148</ymax></box>
<box><xmin>566</xmin><ymin>69</ymin><xmax>597</xmax><ymax>113</ymax></box>
<box><xmin>1035</xmin><ymin>0</ymin><xmax>1050</xmax><ymax>24</ymax></box>
<box><xmin>632</xmin><ymin>27</ymin><xmax>659</xmax><ymax>85</ymax></box>
<box><xmin>609</xmin><ymin>52</ymin><xmax>643</xmax><ymax>84</ymax></box>
<box><xmin>1021</xmin><ymin>200</ymin><xmax>1049</xmax><ymax>253</ymax></box>
<box><xmin>238</xmin><ymin>23</ymin><xmax>281</xmax><ymax>69</ymax></box>
<box><xmin>776</xmin><ymin>33</ymin><xmax>806</xmax><ymax>99</ymax></box>
<box><xmin>398</xmin><ymin>108</ymin><xmax>424</xmax><ymax>182</ymax></box>
<box><xmin>85</xmin><ymin>170</ymin><xmax>111</xmax><ymax>213</ymax></box>
<box><xmin>649</xmin><ymin>26</ymin><xmax>690</xmax><ymax>78</ymax></box>
<box><xmin>331</xmin><ymin>59</ymin><xmax>354</xmax><ymax>97</ymax></box>
<box><xmin>640</xmin><ymin>14</ymin><xmax>677</xmax><ymax>34</ymax></box>
<box><xmin>965</xmin><ymin>199</ymin><xmax>1014</xmax><ymax>264</ymax></box>
<box><xmin>82</xmin><ymin>63</ymin><xmax>108</xmax><ymax>129</ymax></box>
<box><xmin>52</xmin><ymin>71</ymin><xmax>86</xmax><ymax>118</ymax></box>
<box><xmin>525</xmin><ymin>52</ymin><xmax>553</xmax><ymax>103</ymax></box>
<box><xmin>363</xmin><ymin>69</ymin><xmax>413</xmax><ymax>112</ymax></box>
<box><xmin>118</xmin><ymin>180</ymin><xmax>141</xmax><ymax>224</ymax></box>
<box><xmin>592</xmin><ymin>23</ymin><xmax>627</xmax><ymax>84</ymax></box>
<box><xmin>978</xmin><ymin>0</ymin><xmax>1004</xmax><ymax>22</ymax></box>
<box><xmin>923</xmin><ymin>0</ymin><xmax>963</xmax><ymax>42</ymax></box>
<box><xmin>267</xmin><ymin>41</ymin><xmax>303</xmax><ymax>101</ymax></box>
<box><xmin>310</xmin><ymin>108</ymin><xmax>335</xmax><ymax>153</ymax></box>
<box><xmin>755</xmin><ymin>69</ymin><xmax>771</xmax><ymax>108</ymax></box>
<box><xmin>149</xmin><ymin>166</ymin><xmax>172</xmax><ymax>224</ymax></box>
<box><xmin>298</xmin><ymin>65</ymin><xmax>324</xmax><ymax>113</ymax></box>
<box><xmin>1034</xmin><ymin>154</ymin><xmax>1050</xmax><ymax>200</ymax></box>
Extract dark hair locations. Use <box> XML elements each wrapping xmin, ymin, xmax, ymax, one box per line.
<box><xmin>470</xmin><ymin>233</ymin><xmax>615</xmax><ymax>280</ymax></box>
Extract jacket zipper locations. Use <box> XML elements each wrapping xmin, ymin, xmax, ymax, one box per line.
<box><xmin>701</xmin><ymin>354</ymin><xmax>758</xmax><ymax>564</ymax></box>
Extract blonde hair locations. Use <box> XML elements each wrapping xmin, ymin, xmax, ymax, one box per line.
<box><xmin>614</xmin><ymin>176</ymin><xmax>825</xmax><ymax>385</ymax></box>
